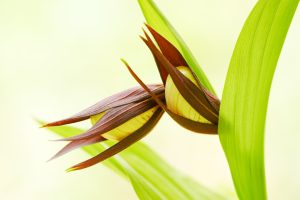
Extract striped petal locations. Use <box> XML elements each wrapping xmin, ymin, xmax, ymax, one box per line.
<box><xmin>144</xmin><ymin>25</ymin><xmax>220</xmax><ymax>114</ymax></box>
<box><xmin>43</xmin><ymin>84</ymin><xmax>164</xmax><ymax>127</ymax></box>
<box><xmin>56</xmin><ymin>96</ymin><xmax>164</xmax><ymax>141</ymax></box>
<box><xmin>141</xmin><ymin>33</ymin><xmax>218</xmax><ymax>124</ymax></box>
<box><xmin>123</xmin><ymin>60</ymin><xmax>217</xmax><ymax>134</ymax></box>
<box><xmin>67</xmin><ymin>108</ymin><xmax>164</xmax><ymax>171</ymax></box>
<box><xmin>145</xmin><ymin>24</ymin><xmax>188</xmax><ymax>67</ymax></box>
<box><xmin>49</xmin><ymin>135</ymin><xmax>106</xmax><ymax>161</ymax></box>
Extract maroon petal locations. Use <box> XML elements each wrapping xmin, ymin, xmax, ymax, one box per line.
<box><xmin>200</xmin><ymin>85</ymin><xmax>220</xmax><ymax>113</ymax></box>
<box><xmin>56</xmin><ymin>96</ymin><xmax>164</xmax><ymax>142</ymax></box>
<box><xmin>145</xmin><ymin>24</ymin><xmax>187</xmax><ymax>67</ymax></box>
<box><xmin>49</xmin><ymin>135</ymin><xmax>106</xmax><ymax>161</ymax></box>
<box><xmin>43</xmin><ymin>84</ymin><xmax>164</xmax><ymax>127</ymax></box>
<box><xmin>42</xmin><ymin>116</ymin><xmax>90</xmax><ymax>127</ymax></box>
<box><xmin>145</xmin><ymin>25</ymin><xmax>220</xmax><ymax>113</ymax></box>
<box><xmin>123</xmin><ymin>60</ymin><xmax>217</xmax><ymax>134</ymax></box>
<box><xmin>166</xmin><ymin>111</ymin><xmax>217</xmax><ymax>133</ymax></box>
<box><xmin>67</xmin><ymin>108</ymin><xmax>164</xmax><ymax>171</ymax></box>
<box><xmin>141</xmin><ymin>35</ymin><xmax>218</xmax><ymax>124</ymax></box>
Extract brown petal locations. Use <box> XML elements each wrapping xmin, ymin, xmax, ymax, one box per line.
<box><xmin>145</xmin><ymin>24</ymin><xmax>187</xmax><ymax>67</ymax></box>
<box><xmin>200</xmin><ymin>85</ymin><xmax>220</xmax><ymax>113</ymax></box>
<box><xmin>67</xmin><ymin>108</ymin><xmax>164</xmax><ymax>171</ymax></box>
<box><xmin>43</xmin><ymin>84</ymin><xmax>164</xmax><ymax>127</ymax></box>
<box><xmin>56</xmin><ymin>96</ymin><xmax>164</xmax><ymax>142</ymax></box>
<box><xmin>141</xmin><ymin>35</ymin><xmax>218</xmax><ymax>124</ymax></box>
<box><xmin>49</xmin><ymin>135</ymin><xmax>106</xmax><ymax>161</ymax></box>
<box><xmin>123</xmin><ymin>60</ymin><xmax>217</xmax><ymax>134</ymax></box>
<box><xmin>144</xmin><ymin>25</ymin><xmax>199</xmax><ymax>87</ymax></box>
<box><xmin>141</xmin><ymin>33</ymin><xmax>169</xmax><ymax>84</ymax></box>
<box><xmin>166</xmin><ymin>111</ymin><xmax>217</xmax><ymax>133</ymax></box>
<box><xmin>144</xmin><ymin>25</ymin><xmax>220</xmax><ymax>114</ymax></box>
<box><xmin>144</xmin><ymin>25</ymin><xmax>193</xmax><ymax>80</ymax></box>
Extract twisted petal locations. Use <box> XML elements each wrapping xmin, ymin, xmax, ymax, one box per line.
<box><xmin>57</xmin><ymin>97</ymin><xmax>163</xmax><ymax>141</ymax></box>
<box><xmin>145</xmin><ymin>24</ymin><xmax>188</xmax><ymax>67</ymax></box>
<box><xmin>49</xmin><ymin>135</ymin><xmax>106</xmax><ymax>161</ymax></box>
<box><xmin>67</xmin><ymin>108</ymin><xmax>164</xmax><ymax>171</ymax></box>
<box><xmin>141</xmin><ymin>30</ymin><xmax>218</xmax><ymax>124</ymax></box>
<box><xmin>143</xmin><ymin>25</ymin><xmax>220</xmax><ymax>114</ymax></box>
<box><xmin>45</xmin><ymin>83</ymin><xmax>165</xmax><ymax>168</ymax></box>
<box><xmin>43</xmin><ymin>84</ymin><xmax>164</xmax><ymax>127</ymax></box>
<box><xmin>123</xmin><ymin>60</ymin><xmax>217</xmax><ymax>134</ymax></box>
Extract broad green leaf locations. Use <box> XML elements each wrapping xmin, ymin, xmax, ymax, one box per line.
<box><xmin>137</xmin><ymin>0</ymin><xmax>216</xmax><ymax>95</ymax></box>
<box><xmin>119</xmin><ymin>141</ymin><xmax>225</xmax><ymax>200</ymax></box>
<box><xmin>219</xmin><ymin>1</ymin><xmax>299</xmax><ymax>200</ymax></box>
<box><xmin>42</xmin><ymin>123</ymin><xmax>225</xmax><ymax>200</ymax></box>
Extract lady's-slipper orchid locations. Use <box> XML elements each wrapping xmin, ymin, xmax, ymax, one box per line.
<box><xmin>123</xmin><ymin>25</ymin><xmax>220</xmax><ymax>134</ymax></box>
<box><xmin>43</xmin><ymin>84</ymin><xmax>164</xmax><ymax>171</ymax></box>
<box><xmin>43</xmin><ymin>24</ymin><xmax>220</xmax><ymax>171</ymax></box>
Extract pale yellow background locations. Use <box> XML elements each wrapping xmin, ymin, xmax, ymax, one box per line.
<box><xmin>0</xmin><ymin>0</ymin><xmax>299</xmax><ymax>199</ymax></box>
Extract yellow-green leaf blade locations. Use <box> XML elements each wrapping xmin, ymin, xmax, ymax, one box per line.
<box><xmin>41</xmin><ymin>122</ymin><xmax>225</xmax><ymax>199</ymax></box>
<box><xmin>137</xmin><ymin>0</ymin><xmax>216</xmax><ymax>95</ymax></box>
<box><xmin>219</xmin><ymin>0</ymin><xmax>299</xmax><ymax>200</ymax></box>
<box><xmin>119</xmin><ymin>141</ymin><xmax>225</xmax><ymax>200</ymax></box>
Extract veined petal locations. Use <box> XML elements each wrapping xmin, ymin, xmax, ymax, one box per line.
<box><xmin>143</xmin><ymin>25</ymin><xmax>199</xmax><ymax>87</ymax></box>
<box><xmin>166</xmin><ymin>111</ymin><xmax>217</xmax><ymax>134</ymax></box>
<box><xmin>43</xmin><ymin>84</ymin><xmax>164</xmax><ymax>127</ymax></box>
<box><xmin>123</xmin><ymin>60</ymin><xmax>217</xmax><ymax>134</ymax></box>
<box><xmin>49</xmin><ymin>135</ymin><xmax>106</xmax><ymax>161</ymax></box>
<box><xmin>141</xmin><ymin>34</ymin><xmax>218</xmax><ymax>124</ymax></box>
<box><xmin>57</xmin><ymin>96</ymin><xmax>164</xmax><ymax>141</ymax></box>
<box><xmin>200</xmin><ymin>85</ymin><xmax>220</xmax><ymax>113</ymax></box>
<box><xmin>67</xmin><ymin>108</ymin><xmax>164</xmax><ymax>171</ymax></box>
<box><xmin>141</xmin><ymin>33</ymin><xmax>169</xmax><ymax>84</ymax></box>
<box><xmin>144</xmin><ymin>25</ymin><xmax>220</xmax><ymax>114</ymax></box>
<box><xmin>145</xmin><ymin>24</ymin><xmax>187</xmax><ymax>67</ymax></box>
<box><xmin>101</xmin><ymin>106</ymin><xmax>159</xmax><ymax>141</ymax></box>
<box><xmin>165</xmin><ymin>66</ymin><xmax>210</xmax><ymax>124</ymax></box>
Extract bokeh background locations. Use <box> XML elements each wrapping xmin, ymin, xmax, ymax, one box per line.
<box><xmin>0</xmin><ymin>0</ymin><xmax>299</xmax><ymax>199</ymax></box>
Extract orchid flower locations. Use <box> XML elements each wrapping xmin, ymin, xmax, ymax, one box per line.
<box><xmin>43</xmin><ymin>84</ymin><xmax>164</xmax><ymax>171</ymax></box>
<box><xmin>123</xmin><ymin>25</ymin><xmax>220</xmax><ymax>134</ymax></box>
<box><xmin>43</xmin><ymin>25</ymin><xmax>220</xmax><ymax>171</ymax></box>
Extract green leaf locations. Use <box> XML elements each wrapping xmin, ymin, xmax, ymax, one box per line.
<box><xmin>137</xmin><ymin>0</ymin><xmax>216</xmax><ymax>95</ymax></box>
<box><xmin>41</xmin><ymin>123</ymin><xmax>225</xmax><ymax>200</ymax></box>
<box><xmin>219</xmin><ymin>1</ymin><xmax>299</xmax><ymax>199</ymax></box>
<box><xmin>119</xmin><ymin>141</ymin><xmax>225</xmax><ymax>200</ymax></box>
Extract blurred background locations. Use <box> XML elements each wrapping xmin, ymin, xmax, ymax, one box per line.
<box><xmin>0</xmin><ymin>0</ymin><xmax>299</xmax><ymax>199</ymax></box>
